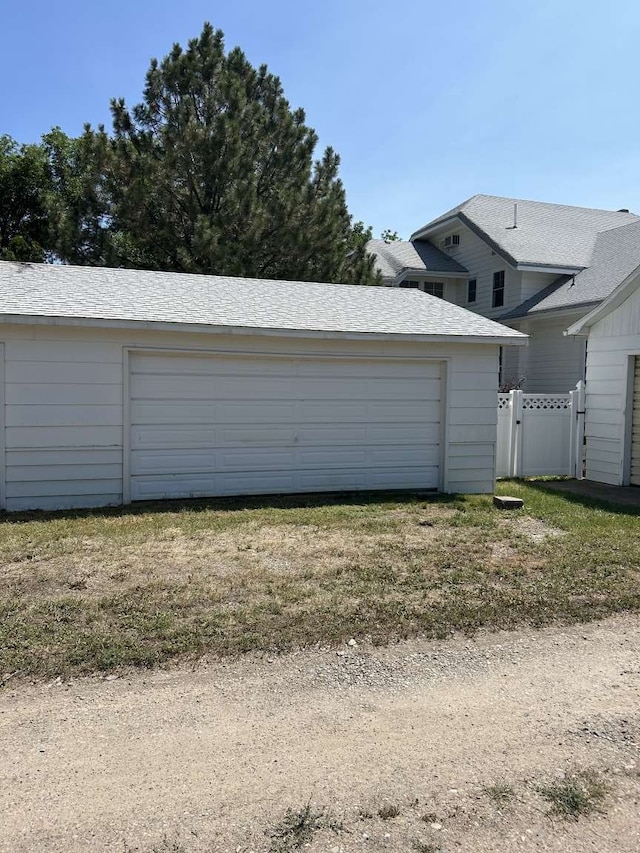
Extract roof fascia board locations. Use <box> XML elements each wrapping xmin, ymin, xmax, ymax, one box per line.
<box><xmin>410</xmin><ymin>214</ymin><xmax>459</xmax><ymax>241</ymax></box>
<box><xmin>515</xmin><ymin>263</ymin><xmax>584</xmax><ymax>275</ymax></box>
<box><xmin>566</xmin><ymin>264</ymin><xmax>640</xmax><ymax>335</ymax></box>
<box><xmin>502</xmin><ymin>303</ymin><xmax>598</xmax><ymax>323</ymax></box>
<box><xmin>0</xmin><ymin>313</ymin><xmax>528</xmax><ymax>346</ymax></box>
<box><xmin>390</xmin><ymin>269</ymin><xmax>468</xmax><ymax>286</ymax></box>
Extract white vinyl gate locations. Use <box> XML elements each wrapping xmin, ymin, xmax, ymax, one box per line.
<box><xmin>496</xmin><ymin>383</ymin><xmax>585</xmax><ymax>478</ymax></box>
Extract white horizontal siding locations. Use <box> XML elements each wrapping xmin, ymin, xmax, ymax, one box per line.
<box><xmin>0</xmin><ymin>324</ymin><xmax>502</xmax><ymax>508</ymax></box>
<box><xmin>521</xmin><ymin>318</ymin><xmax>586</xmax><ymax>392</ymax></box>
<box><xmin>583</xmin><ymin>284</ymin><xmax>640</xmax><ymax>485</ymax></box>
<box><xmin>446</xmin><ymin>346</ymin><xmax>499</xmax><ymax>493</ymax></box>
<box><xmin>434</xmin><ymin>225</ymin><xmax>521</xmax><ymax>320</ymax></box>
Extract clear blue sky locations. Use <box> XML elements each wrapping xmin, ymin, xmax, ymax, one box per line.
<box><xmin>2</xmin><ymin>0</ymin><xmax>639</xmax><ymax>238</ymax></box>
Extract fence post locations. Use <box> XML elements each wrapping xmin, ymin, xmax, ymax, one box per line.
<box><xmin>509</xmin><ymin>389</ymin><xmax>523</xmax><ymax>477</ymax></box>
<box><xmin>572</xmin><ymin>380</ymin><xmax>586</xmax><ymax>479</ymax></box>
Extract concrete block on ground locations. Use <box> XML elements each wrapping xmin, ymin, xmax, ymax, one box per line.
<box><xmin>493</xmin><ymin>495</ymin><xmax>524</xmax><ymax>510</ymax></box>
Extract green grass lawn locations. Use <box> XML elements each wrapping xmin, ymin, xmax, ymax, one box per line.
<box><xmin>1</xmin><ymin>480</ymin><xmax>639</xmax><ymax>680</ymax></box>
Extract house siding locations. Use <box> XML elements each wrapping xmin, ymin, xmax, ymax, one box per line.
<box><xmin>582</xmin><ymin>286</ymin><xmax>640</xmax><ymax>485</ymax></box>
<box><xmin>435</xmin><ymin>225</ymin><xmax>522</xmax><ymax>319</ymax></box>
<box><xmin>520</xmin><ymin>271</ymin><xmax>560</xmax><ymax>302</ymax></box>
<box><xmin>518</xmin><ymin>317</ymin><xmax>586</xmax><ymax>393</ymax></box>
<box><xmin>0</xmin><ymin>324</ymin><xmax>502</xmax><ymax>510</ymax></box>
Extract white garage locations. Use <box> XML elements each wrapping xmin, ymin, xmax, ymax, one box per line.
<box><xmin>0</xmin><ymin>262</ymin><xmax>526</xmax><ymax>510</ymax></box>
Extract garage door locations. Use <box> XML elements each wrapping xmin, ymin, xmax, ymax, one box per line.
<box><xmin>631</xmin><ymin>356</ymin><xmax>640</xmax><ymax>486</ymax></box>
<box><xmin>129</xmin><ymin>351</ymin><xmax>442</xmax><ymax>501</ymax></box>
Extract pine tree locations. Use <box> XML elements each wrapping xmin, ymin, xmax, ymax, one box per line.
<box><xmin>100</xmin><ymin>23</ymin><xmax>378</xmax><ymax>283</ymax></box>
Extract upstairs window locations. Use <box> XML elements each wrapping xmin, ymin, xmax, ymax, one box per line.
<box><xmin>424</xmin><ymin>281</ymin><xmax>444</xmax><ymax>298</ymax></box>
<box><xmin>399</xmin><ymin>280</ymin><xmax>444</xmax><ymax>298</ymax></box>
<box><xmin>467</xmin><ymin>278</ymin><xmax>477</xmax><ymax>303</ymax></box>
<box><xmin>492</xmin><ymin>271</ymin><xmax>505</xmax><ymax>308</ymax></box>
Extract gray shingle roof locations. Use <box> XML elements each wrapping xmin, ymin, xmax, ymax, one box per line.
<box><xmin>367</xmin><ymin>239</ymin><xmax>467</xmax><ymax>279</ymax></box>
<box><xmin>0</xmin><ymin>261</ymin><xmax>525</xmax><ymax>342</ymax></box>
<box><xmin>501</xmin><ymin>220</ymin><xmax>640</xmax><ymax>319</ymax></box>
<box><xmin>412</xmin><ymin>194</ymin><xmax>640</xmax><ymax>269</ymax></box>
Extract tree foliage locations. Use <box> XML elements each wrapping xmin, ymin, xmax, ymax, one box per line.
<box><xmin>43</xmin><ymin>127</ymin><xmax>110</xmax><ymax>266</ymax></box>
<box><xmin>0</xmin><ymin>136</ymin><xmax>51</xmax><ymax>262</ymax></box>
<box><xmin>101</xmin><ymin>23</ymin><xmax>377</xmax><ymax>282</ymax></box>
<box><xmin>2</xmin><ymin>23</ymin><xmax>379</xmax><ymax>284</ymax></box>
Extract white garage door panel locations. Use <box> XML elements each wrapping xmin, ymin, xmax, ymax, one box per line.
<box><xmin>132</xmin><ymin>353</ymin><xmax>441</xmax><ymax>380</ymax></box>
<box><xmin>131</xmin><ymin>466</ymin><xmax>439</xmax><ymax>502</ymax></box>
<box><xmin>131</xmin><ymin>422</ymin><xmax>440</xmax><ymax>451</ymax></box>
<box><xmin>132</xmin><ymin>400</ymin><xmax>438</xmax><ymax>427</ymax></box>
<box><xmin>131</xmin><ymin>374</ymin><xmax>439</xmax><ymax>402</ymax></box>
<box><xmin>129</xmin><ymin>352</ymin><xmax>442</xmax><ymax>501</ymax></box>
<box><xmin>131</xmin><ymin>444</ymin><xmax>440</xmax><ymax>477</ymax></box>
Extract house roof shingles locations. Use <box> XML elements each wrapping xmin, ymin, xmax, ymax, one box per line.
<box><xmin>0</xmin><ymin>261</ymin><xmax>525</xmax><ymax>342</ymax></box>
<box><xmin>500</xmin><ymin>220</ymin><xmax>640</xmax><ymax>319</ymax></box>
<box><xmin>366</xmin><ymin>239</ymin><xmax>467</xmax><ymax>279</ymax></box>
<box><xmin>412</xmin><ymin>194</ymin><xmax>640</xmax><ymax>270</ymax></box>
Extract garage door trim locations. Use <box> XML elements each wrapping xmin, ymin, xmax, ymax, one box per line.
<box><xmin>122</xmin><ymin>346</ymin><xmax>449</xmax><ymax>503</ymax></box>
<box><xmin>625</xmin><ymin>353</ymin><xmax>640</xmax><ymax>486</ymax></box>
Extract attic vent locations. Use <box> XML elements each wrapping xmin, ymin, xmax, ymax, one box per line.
<box><xmin>618</xmin><ymin>208</ymin><xmax>630</xmax><ymax>213</ymax></box>
<box><xmin>442</xmin><ymin>234</ymin><xmax>460</xmax><ymax>250</ymax></box>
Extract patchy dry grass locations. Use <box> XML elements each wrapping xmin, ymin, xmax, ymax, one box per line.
<box><xmin>267</xmin><ymin>802</ymin><xmax>341</xmax><ymax>852</ymax></box>
<box><xmin>1</xmin><ymin>481</ymin><xmax>639</xmax><ymax>679</ymax></box>
<box><xmin>483</xmin><ymin>782</ymin><xmax>516</xmax><ymax>805</ymax></box>
<box><xmin>537</xmin><ymin>769</ymin><xmax>608</xmax><ymax>820</ymax></box>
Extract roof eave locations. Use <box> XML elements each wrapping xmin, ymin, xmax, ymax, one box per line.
<box><xmin>515</xmin><ymin>263</ymin><xmax>584</xmax><ymax>275</ymax></box>
<box><xmin>412</xmin><ymin>217</ymin><xmax>588</xmax><ymax>274</ymax></box>
<box><xmin>391</xmin><ymin>268</ymin><xmax>468</xmax><ymax>284</ymax></box>
<box><xmin>501</xmin><ymin>302</ymin><xmax>600</xmax><ymax>323</ymax></box>
<box><xmin>412</xmin><ymin>213</ymin><xmax>519</xmax><ymax>269</ymax></box>
<box><xmin>566</xmin><ymin>264</ymin><xmax>640</xmax><ymax>335</ymax></box>
<box><xmin>410</xmin><ymin>214</ymin><xmax>460</xmax><ymax>241</ymax></box>
<box><xmin>0</xmin><ymin>312</ymin><xmax>528</xmax><ymax>346</ymax></box>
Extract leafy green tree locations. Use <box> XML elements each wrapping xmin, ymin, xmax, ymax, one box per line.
<box><xmin>0</xmin><ymin>136</ymin><xmax>51</xmax><ymax>262</ymax></box>
<box><xmin>43</xmin><ymin>127</ymin><xmax>111</xmax><ymax>266</ymax></box>
<box><xmin>381</xmin><ymin>229</ymin><xmax>401</xmax><ymax>242</ymax></box>
<box><xmin>99</xmin><ymin>22</ymin><xmax>378</xmax><ymax>283</ymax></box>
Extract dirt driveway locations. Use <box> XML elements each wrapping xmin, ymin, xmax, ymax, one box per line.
<box><xmin>2</xmin><ymin>615</ymin><xmax>640</xmax><ymax>853</ymax></box>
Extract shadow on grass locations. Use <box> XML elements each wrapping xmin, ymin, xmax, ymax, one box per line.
<box><xmin>0</xmin><ymin>488</ymin><xmax>465</xmax><ymax>526</ymax></box>
<box><xmin>519</xmin><ymin>478</ymin><xmax>640</xmax><ymax>517</ymax></box>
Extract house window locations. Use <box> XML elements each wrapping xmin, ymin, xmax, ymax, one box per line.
<box><xmin>399</xmin><ymin>280</ymin><xmax>445</xmax><ymax>298</ymax></box>
<box><xmin>423</xmin><ymin>281</ymin><xmax>444</xmax><ymax>298</ymax></box>
<box><xmin>492</xmin><ymin>271</ymin><xmax>505</xmax><ymax>308</ymax></box>
<box><xmin>468</xmin><ymin>278</ymin><xmax>477</xmax><ymax>303</ymax></box>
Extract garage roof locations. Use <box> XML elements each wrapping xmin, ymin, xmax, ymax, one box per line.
<box><xmin>0</xmin><ymin>261</ymin><xmax>526</xmax><ymax>344</ymax></box>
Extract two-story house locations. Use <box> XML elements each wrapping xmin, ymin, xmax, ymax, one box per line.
<box><xmin>368</xmin><ymin>195</ymin><xmax>640</xmax><ymax>392</ymax></box>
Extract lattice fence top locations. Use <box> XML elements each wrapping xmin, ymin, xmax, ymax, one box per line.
<box><xmin>498</xmin><ymin>392</ymin><xmax>572</xmax><ymax>411</ymax></box>
<box><xmin>522</xmin><ymin>394</ymin><xmax>571</xmax><ymax>410</ymax></box>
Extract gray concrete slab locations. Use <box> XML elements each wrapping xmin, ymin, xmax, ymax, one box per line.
<box><xmin>536</xmin><ymin>478</ymin><xmax>640</xmax><ymax>508</ymax></box>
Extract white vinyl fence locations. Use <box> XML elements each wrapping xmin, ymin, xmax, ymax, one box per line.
<box><xmin>496</xmin><ymin>382</ymin><xmax>585</xmax><ymax>478</ymax></box>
